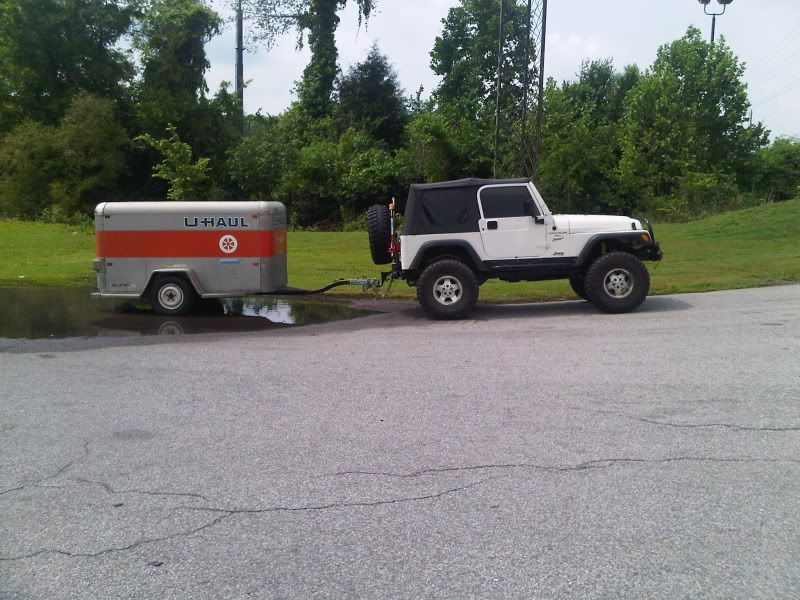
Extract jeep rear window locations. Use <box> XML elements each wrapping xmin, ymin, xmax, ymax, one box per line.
<box><xmin>404</xmin><ymin>187</ymin><xmax>482</xmax><ymax>234</ymax></box>
<box><xmin>480</xmin><ymin>186</ymin><xmax>537</xmax><ymax>219</ymax></box>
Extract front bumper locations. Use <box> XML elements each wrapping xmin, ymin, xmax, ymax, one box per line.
<box><xmin>646</xmin><ymin>241</ymin><xmax>663</xmax><ymax>261</ymax></box>
<box><xmin>643</xmin><ymin>220</ymin><xmax>663</xmax><ymax>261</ymax></box>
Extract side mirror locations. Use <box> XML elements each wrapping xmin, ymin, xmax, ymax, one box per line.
<box><xmin>534</xmin><ymin>216</ymin><xmax>545</xmax><ymax>225</ymax></box>
<box><xmin>524</xmin><ymin>198</ymin><xmax>536</xmax><ymax>216</ymax></box>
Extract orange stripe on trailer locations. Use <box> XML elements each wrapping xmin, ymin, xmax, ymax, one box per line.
<box><xmin>96</xmin><ymin>229</ymin><xmax>287</xmax><ymax>258</ymax></box>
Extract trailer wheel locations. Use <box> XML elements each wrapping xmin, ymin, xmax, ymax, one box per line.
<box><xmin>367</xmin><ymin>204</ymin><xmax>392</xmax><ymax>265</ymax></box>
<box><xmin>150</xmin><ymin>276</ymin><xmax>196</xmax><ymax>316</ymax></box>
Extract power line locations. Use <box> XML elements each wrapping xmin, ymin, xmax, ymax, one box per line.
<box><xmin>752</xmin><ymin>74</ymin><xmax>800</xmax><ymax>107</ymax></box>
<box><xmin>747</xmin><ymin>22</ymin><xmax>800</xmax><ymax>70</ymax></box>
<box><xmin>755</xmin><ymin>46</ymin><xmax>800</xmax><ymax>85</ymax></box>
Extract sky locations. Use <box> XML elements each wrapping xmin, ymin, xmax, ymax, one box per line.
<box><xmin>205</xmin><ymin>0</ymin><xmax>800</xmax><ymax>138</ymax></box>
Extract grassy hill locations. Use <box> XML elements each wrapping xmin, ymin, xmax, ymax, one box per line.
<box><xmin>2</xmin><ymin>199</ymin><xmax>799</xmax><ymax>302</ymax></box>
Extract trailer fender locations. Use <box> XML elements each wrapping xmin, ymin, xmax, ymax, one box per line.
<box><xmin>143</xmin><ymin>269</ymin><xmax>204</xmax><ymax>298</ymax></box>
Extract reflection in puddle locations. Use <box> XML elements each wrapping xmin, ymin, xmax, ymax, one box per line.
<box><xmin>0</xmin><ymin>287</ymin><xmax>373</xmax><ymax>340</ymax></box>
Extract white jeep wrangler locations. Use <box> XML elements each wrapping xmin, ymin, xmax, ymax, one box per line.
<box><xmin>367</xmin><ymin>178</ymin><xmax>663</xmax><ymax>319</ymax></box>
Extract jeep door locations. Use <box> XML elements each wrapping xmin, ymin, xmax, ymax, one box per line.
<box><xmin>477</xmin><ymin>184</ymin><xmax>547</xmax><ymax>259</ymax></box>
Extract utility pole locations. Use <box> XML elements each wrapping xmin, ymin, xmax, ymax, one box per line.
<box><xmin>534</xmin><ymin>0</ymin><xmax>547</xmax><ymax>176</ymax></box>
<box><xmin>493</xmin><ymin>0</ymin><xmax>505</xmax><ymax>178</ymax></box>
<box><xmin>235</xmin><ymin>0</ymin><xmax>245</xmax><ymax>132</ymax></box>
<box><xmin>520</xmin><ymin>0</ymin><xmax>548</xmax><ymax>178</ymax></box>
<box><xmin>521</xmin><ymin>0</ymin><xmax>532</xmax><ymax>175</ymax></box>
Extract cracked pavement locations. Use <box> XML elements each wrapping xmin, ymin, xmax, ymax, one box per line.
<box><xmin>1</xmin><ymin>285</ymin><xmax>799</xmax><ymax>599</ymax></box>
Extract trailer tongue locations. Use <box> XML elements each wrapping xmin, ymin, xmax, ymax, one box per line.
<box><xmin>275</xmin><ymin>278</ymin><xmax>383</xmax><ymax>296</ymax></box>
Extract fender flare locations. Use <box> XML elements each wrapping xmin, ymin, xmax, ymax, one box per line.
<box><xmin>575</xmin><ymin>232</ymin><xmax>656</xmax><ymax>267</ymax></box>
<box><xmin>408</xmin><ymin>241</ymin><xmax>487</xmax><ymax>272</ymax></box>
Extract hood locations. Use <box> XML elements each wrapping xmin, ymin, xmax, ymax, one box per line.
<box><xmin>560</xmin><ymin>214</ymin><xmax>642</xmax><ymax>234</ymax></box>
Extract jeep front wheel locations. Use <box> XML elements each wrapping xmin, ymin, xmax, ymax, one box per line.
<box><xmin>584</xmin><ymin>252</ymin><xmax>650</xmax><ymax>313</ymax></box>
<box><xmin>416</xmin><ymin>259</ymin><xmax>479</xmax><ymax>320</ymax></box>
<box><xmin>568</xmin><ymin>272</ymin><xmax>587</xmax><ymax>300</ymax></box>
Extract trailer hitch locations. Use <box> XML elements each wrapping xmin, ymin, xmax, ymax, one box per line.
<box><xmin>274</xmin><ymin>276</ymin><xmax>384</xmax><ymax>296</ymax></box>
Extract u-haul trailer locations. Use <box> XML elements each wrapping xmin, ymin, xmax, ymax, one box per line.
<box><xmin>93</xmin><ymin>201</ymin><xmax>383</xmax><ymax>315</ymax></box>
<box><xmin>93</xmin><ymin>201</ymin><xmax>290</xmax><ymax>315</ymax></box>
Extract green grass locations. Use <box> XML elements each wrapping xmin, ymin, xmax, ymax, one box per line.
<box><xmin>0</xmin><ymin>221</ymin><xmax>96</xmax><ymax>287</ymax></box>
<box><xmin>2</xmin><ymin>199</ymin><xmax>799</xmax><ymax>302</ymax></box>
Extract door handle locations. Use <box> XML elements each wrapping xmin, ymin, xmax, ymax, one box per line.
<box><xmin>487</xmin><ymin>221</ymin><xmax>498</xmax><ymax>230</ymax></box>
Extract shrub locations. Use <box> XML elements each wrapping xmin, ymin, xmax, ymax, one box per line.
<box><xmin>136</xmin><ymin>124</ymin><xmax>210</xmax><ymax>200</ymax></box>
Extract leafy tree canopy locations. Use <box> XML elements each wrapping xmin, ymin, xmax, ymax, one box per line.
<box><xmin>537</xmin><ymin>60</ymin><xmax>639</xmax><ymax>213</ymax></box>
<box><xmin>336</xmin><ymin>45</ymin><xmax>407</xmax><ymax>147</ymax></box>
<box><xmin>619</xmin><ymin>27</ymin><xmax>768</xmax><ymax>200</ymax></box>
<box><xmin>137</xmin><ymin>124</ymin><xmax>211</xmax><ymax>200</ymax></box>
<box><xmin>0</xmin><ymin>94</ymin><xmax>128</xmax><ymax>218</ymax></box>
<box><xmin>754</xmin><ymin>137</ymin><xmax>800</xmax><ymax>201</ymax></box>
<box><xmin>134</xmin><ymin>0</ymin><xmax>222</xmax><ymax>134</ymax></box>
<box><xmin>431</xmin><ymin>0</ymin><xmax>535</xmax><ymax>119</ymax></box>
<box><xmin>0</xmin><ymin>0</ymin><xmax>136</xmax><ymax>131</ymax></box>
<box><xmin>240</xmin><ymin>0</ymin><xmax>376</xmax><ymax>117</ymax></box>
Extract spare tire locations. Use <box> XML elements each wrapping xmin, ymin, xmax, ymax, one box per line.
<box><xmin>367</xmin><ymin>204</ymin><xmax>392</xmax><ymax>265</ymax></box>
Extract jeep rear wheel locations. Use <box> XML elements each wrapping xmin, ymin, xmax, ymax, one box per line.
<box><xmin>584</xmin><ymin>252</ymin><xmax>649</xmax><ymax>313</ymax></box>
<box><xmin>416</xmin><ymin>259</ymin><xmax>479</xmax><ymax>320</ymax></box>
<box><xmin>366</xmin><ymin>204</ymin><xmax>392</xmax><ymax>265</ymax></box>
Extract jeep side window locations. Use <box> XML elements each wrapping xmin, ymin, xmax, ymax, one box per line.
<box><xmin>480</xmin><ymin>186</ymin><xmax>539</xmax><ymax>219</ymax></box>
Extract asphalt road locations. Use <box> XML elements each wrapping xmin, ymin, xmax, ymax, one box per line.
<box><xmin>1</xmin><ymin>285</ymin><xmax>799</xmax><ymax>600</ymax></box>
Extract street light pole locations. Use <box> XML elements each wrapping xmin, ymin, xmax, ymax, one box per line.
<box><xmin>698</xmin><ymin>0</ymin><xmax>733</xmax><ymax>44</ymax></box>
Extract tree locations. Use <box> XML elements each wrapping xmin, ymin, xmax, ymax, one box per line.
<box><xmin>0</xmin><ymin>94</ymin><xmax>128</xmax><ymax>218</ymax></box>
<box><xmin>431</xmin><ymin>0</ymin><xmax>533</xmax><ymax>115</ymax></box>
<box><xmin>0</xmin><ymin>0</ymin><xmax>136</xmax><ymax>132</ymax></box>
<box><xmin>538</xmin><ymin>61</ymin><xmax>639</xmax><ymax>213</ymax></box>
<box><xmin>336</xmin><ymin>128</ymin><xmax>401</xmax><ymax>218</ymax></box>
<box><xmin>402</xmin><ymin>111</ymin><xmax>491</xmax><ymax>183</ymax></box>
<box><xmin>0</xmin><ymin>122</ymin><xmax>61</xmax><ymax>218</ymax></box>
<box><xmin>227</xmin><ymin>114</ymin><xmax>293</xmax><ymax>201</ymax></box>
<box><xmin>228</xmin><ymin>106</ymin><xmax>407</xmax><ymax>225</ymax></box>
<box><xmin>538</xmin><ymin>84</ymin><xmax>619</xmax><ymax>214</ymax></box>
<box><xmin>618</xmin><ymin>27</ymin><xmax>768</xmax><ymax>205</ymax></box>
<box><xmin>336</xmin><ymin>45</ymin><xmax>407</xmax><ymax>147</ymax></box>
<box><xmin>137</xmin><ymin>125</ymin><xmax>211</xmax><ymax>200</ymax></box>
<box><xmin>430</xmin><ymin>0</ymin><xmax>537</xmax><ymax>176</ymax></box>
<box><xmin>560</xmin><ymin>60</ymin><xmax>639</xmax><ymax>124</ymax></box>
<box><xmin>278</xmin><ymin>138</ymin><xmax>340</xmax><ymax>223</ymax></box>
<box><xmin>240</xmin><ymin>0</ymin><xmax>376</xmax><ymax>118</ymax></box>
<box><xmin>134</xmin><ymin>0</ymin><xmax>222</xmax><ymax>134</ymax></box>
<box><xmin>51</xmin><ymin>94</ymin><xmax>129</xmax><ymax>213</ymax></box>
<box><xmin>754</xmin><ymin>137</ymin><xmax>800</xmax><ymax>201</ymax></box>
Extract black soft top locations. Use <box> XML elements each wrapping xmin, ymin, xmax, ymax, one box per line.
<box><xmin>402</xmin><ymin>178</ymin><xmax>530</xmax><ymax>235</ymax></box>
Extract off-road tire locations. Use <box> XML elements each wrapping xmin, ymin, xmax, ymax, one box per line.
<box><xmin>367</xmin><ymin>204</ymin><xmax>392</xmax><ymax>265</ymax></box>
<box><xmin>416</xmin><ymin>259</ymin><xmax>479</xmax><ymax>320</ymax></box>
<box><xmin>149</xmin><ymin>275</ymin><xmax>197</xmax><ymax>316</ymax></box>
<box><xmin>568</xmin><ymin>272</ymin><xmax>587</xmax><ymax>300</ymax></box>
<box><xmin>584</xmin><ymin>252</ymin><xmax>649</xmax><ymax>314</ymax></box>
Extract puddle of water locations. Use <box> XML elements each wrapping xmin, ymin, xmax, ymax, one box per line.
<box><xmin>0</xmin><ymin>287</ymin><xmax>373</xmax><ymax>340</ymax></box>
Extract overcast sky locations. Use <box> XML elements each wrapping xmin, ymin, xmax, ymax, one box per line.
<box><xmin>205</xmin><ymin>0</ymin><xmax>800</xmax><ymax>138</ymax></box>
